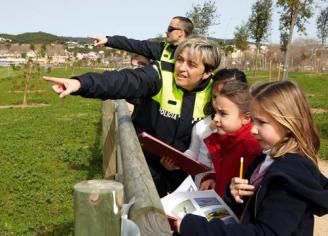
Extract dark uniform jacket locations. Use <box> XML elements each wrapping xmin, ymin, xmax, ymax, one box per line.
<box><xmin>106</xmin><ymin>35</ymin><xmax>177</xmax><ymax>72</ymax></box>
<box><xmin>104</xmin><ymin>36</ymin><xmax>191</xmax><ymax>196</ymax></box>
<box><xmin>73</xmin><ymin>64</ymin><xmax>212</xmax><ymax>196</ymax></box>
<box><xmin>180</xmin><ymin>153</ymin><xmax>328</xmax><ymax>236</ymax></box>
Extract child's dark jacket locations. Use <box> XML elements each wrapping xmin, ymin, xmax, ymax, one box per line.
<box><xmin>180</xmin><ymin>153</ymin><xmax>328</xmax><ymax>236</ymax></box>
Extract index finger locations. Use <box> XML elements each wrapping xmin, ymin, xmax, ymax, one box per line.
<box><xmin>88</xmin><ymin>36</ymin><xmax>99</xmax><ymax>40</ymax></box>
<box><xmin>43</xmin><ymin>76</ymin><xmax>66</xmax><ymax>84</ymax></box>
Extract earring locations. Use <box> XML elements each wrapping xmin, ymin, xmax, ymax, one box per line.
<box><xmin>242</xmin><ymin>120</ymin><xmax>249</xmax><ymax>125</ymax></box>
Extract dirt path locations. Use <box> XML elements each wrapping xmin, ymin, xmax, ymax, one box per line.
<box><xmin>314</xmin><ymin>159</ymin><xmax>328</xmax><ymax>236</ymax></box>
<box><xmin>0</xmin><ymin>103</ymin><xmax>49</xmax><ymax>109</ymax></box>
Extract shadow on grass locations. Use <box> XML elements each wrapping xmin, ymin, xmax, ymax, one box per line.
<box><xmin>34</xmin><ymin>222</ymin><xmax>73</xmax><ymax>236</ymax></box>
<box><xmin>68</xmin><ymin>116</ymin><xmax>103</xmax><ymax>180</ymax></box>
<box><xmin>315</xmin><ymin>114</ymin><xmax>328</xmax><ymax>140</ymax></box>
<box><xmin>320</xmin><ymin>126</ymin><xmax>328</xmax><ymax>139</ymax></box>
<box><xmin>86</xmin><ymin>116</ymin><xmax>103</xmax><ymax>180</ymax></box>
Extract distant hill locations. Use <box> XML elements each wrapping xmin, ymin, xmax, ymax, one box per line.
<box><xmin>0</xmin><ymin>31</ymin><xmax>90</xmax><ymax>44</ymax></box>
<box><xmin>0</xmin><ymin>31</ymin><xmax>235</xmax><ymax>45</ymax></box>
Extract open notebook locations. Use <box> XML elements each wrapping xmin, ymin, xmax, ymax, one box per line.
<box><xmin>161</xmin><ymin>176</ymin><xmax>239</xmax><ymax>230</ymax></box>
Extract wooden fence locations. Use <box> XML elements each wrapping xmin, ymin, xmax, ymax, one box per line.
<box><xmin>97</xmin><ymin>99</ymin><xmax>171</xmax><ymax>235</ymax></box>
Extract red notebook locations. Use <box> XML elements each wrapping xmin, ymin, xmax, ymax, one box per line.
<box><xmin>138</xmin><ymin>132</ymin><xmax>210</xmax><ymax>175</ymax></box>
<box><xmin>166</xmin><ymin>215</ymin><xmax>178</xmax><ymax>231</ymax></box>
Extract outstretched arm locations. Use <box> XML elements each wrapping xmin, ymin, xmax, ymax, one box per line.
<box><xmin>43</xmin><ymin>65</ymin><xmax>162</xmax><ymax>100</ymax></box>
<box><xmin>104</xmin><ymin>35</ymin><xmax>164</xmax><ymax>60</ymax></box>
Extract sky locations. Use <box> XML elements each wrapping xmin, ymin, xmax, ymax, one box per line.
<box><xmin>1</xmin><ymin>0</ymin><xmax>326</xmax><ymax>44</ymax></box>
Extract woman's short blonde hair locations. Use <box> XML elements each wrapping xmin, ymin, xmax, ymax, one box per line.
<box><xmin>174</xmin><ymin>37</ymin><xmax>221</xmax><ymax>73</ymax></box>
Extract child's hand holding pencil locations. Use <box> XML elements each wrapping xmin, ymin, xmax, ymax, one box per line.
<box><xmin>230</xmin><ymin>177</ymin><xmax>255</xmax><ymax>204</ymax></box>
<box><xmin>229</xmin><ymin>157</ymin><xmax>254</xmax><ymax>203</ymax></box>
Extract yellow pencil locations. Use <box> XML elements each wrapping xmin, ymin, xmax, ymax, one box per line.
<box><xmin>239</xmin><ymin>157</ymin><xmax>244</xmax><ymax>179</ymax></box>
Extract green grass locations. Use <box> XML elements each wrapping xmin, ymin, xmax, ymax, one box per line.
<box><xmin>0</xmin><ymin>67</ymin><xmax>103</xmax><ymax>235</ymax></box>
<box><xmin>0</xmin><ymin>68</ymin><xmax>327</xmax><ymax>235</ymax></box>
<box><xmin>246</xmin><ymin>70</ymin><xmax>328</xmax><ymax>160</ymax></box>
<box><xmin>246</xmin><ymin>71</ymin><xmax>328</xmax><ymax>109</ymax></box>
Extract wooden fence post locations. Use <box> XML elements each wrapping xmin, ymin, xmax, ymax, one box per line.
<box><xmin>102</xmin><ymin>100</ymin><xmax>117</xmax><ymax>179</ymax></box>
<box><xmin>74</xmin><ymin>180</ymin><xmax>124</xmax><ymax>236</ymax></box>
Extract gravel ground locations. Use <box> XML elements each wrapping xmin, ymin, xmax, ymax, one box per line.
<box><xmin>314</xmin><ymin>159</ymin><xmax>328</xmax><ymax>236</ymax></box>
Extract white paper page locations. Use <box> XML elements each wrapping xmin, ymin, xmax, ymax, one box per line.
<box><xmin>173</xmin><ymin>175</ymin><xmax>198</xmax><ymax>193</ymax></box>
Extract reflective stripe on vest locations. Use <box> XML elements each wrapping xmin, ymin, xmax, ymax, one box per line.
<box><xmin>152</xmin><ymin>70</ymin><xmax>213</xmax><ymax>119</ymax></box>
<box><xmin>160</xmin><ymin>42</ymin><xmax>175</xmax><ymax>72</ymax></box>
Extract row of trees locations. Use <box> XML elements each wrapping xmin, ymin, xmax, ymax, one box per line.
<box><xmin>7</xmin><ymin>0</ymin><xmax>328</xmax><ymax>108</ymax></box>
<box><xmin>186</xmin><ymin>0</ymin><xmax>328</xmax><ymax>79</ymax></box>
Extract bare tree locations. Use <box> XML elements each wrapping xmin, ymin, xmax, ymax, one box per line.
<box><xmin>186</xmin><ymin>0</ymin><xmax>219</xmax><ymax>36</ymax></box>
<box><xmin>247</xmin><ymin>0</ymin><xmax>272</xmax><ymax>76</ymax></box>
<box><xmin>277</xmin><ymin>0</ymin><xmax>314</xmax><ymax>80</ymax></box>
<box><xmin>317</xmin><ymin>6</ymin><xmax>328</xmax><ymax>46</ymax></box>
<box><xmin>234</xmin><ymin>23</ymin><xmax>249</xmax><ymax>68</ymax></box>
<box><xmin>22</xmin><ymin>44</ymin><xmax>37</xmax><ymax>106</ymax></box>
<box><xmin>40</xmin><ymin>44</ymin><xmax>47</xmax><ymax>58</ymax></box>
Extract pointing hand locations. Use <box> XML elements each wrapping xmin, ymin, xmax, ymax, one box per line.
<box><xmin>89</xmin><ymin>36</ymin><xmax>108</xmax><ymax>47</ymax></box>
<box><xmin>43</xmin><ymin>76</ymin><xmax>81</xmax><ymax>98</ymax></box>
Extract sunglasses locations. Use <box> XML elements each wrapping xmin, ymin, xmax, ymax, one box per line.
<box><xmin>167</xmin><ymin>25</ymin><xmax>183</xmax><ymax>32</ymax></box>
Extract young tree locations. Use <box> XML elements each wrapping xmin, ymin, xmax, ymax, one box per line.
<box><xmin>29</xmin><ymin>43</ymin><xmax>35</xmax><ymax>52</ymax></box>
<box><xmin>186</xmin><ymin>0</ymin><xmax>219</xmax><ymax>36</ymax></box>
<box><xmin>234</xmin><ymin>23</ymin><xmax>249</xmax><ymax>68</ymax></box>
<box><xmin>22</xmin><ymin>44</ymin><xmax>37</xmax><ymax>106</ymax></box>
<box><xmin>277</xmin><ymin>0</ymin><xmax>314</xmax><ymax>80</ymax></box>
<box><xmin>317</xmin><ymin>6</ymin><xmax>328</xmax><ymax>46</ymax></box>
<box><xmin>40</xmin><ymin>44</ymin><xmax>47</xmax><ymax>58</ymax></box>
<box><xmin>247</xmin><ymin>0</ymin><xmax>272</xmax><ymax>76</ymax></box>
<box><xmin>218</xmin><ymin>41</ymin><xmax>234</xmax><ymax>67</ymax></box>
<box><xmin>22</xmin><ymin>58</ymin><xmax>32</xmax><ymax>106</ymax></box>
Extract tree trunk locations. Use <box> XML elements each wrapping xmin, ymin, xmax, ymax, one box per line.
<box><xmin>277</xmin><ymin>62</ymin><xmax>282</xmax><ymax>81</ymax></box>
<box><xmin>269</xmin><ymin>60</ymin><xmax>272</xmax><ymax>81</ymax></box>
<box><xmin>71</xmin><ymin>66</ymin><xmax>75</xmax><ymax>77</ymax></box>
<box><xmin>244</xmin><ymin>53</ymin><xmax>248</xmax><ymax>71</ymax></box>
<box><xmin>253</xmin><ymin>47</ymin><xmax>259</xmax><ymax>76</ymax></box>
<box><xmin>22</xmin><ymin>61</ymin><xmax>31</xmax><ymax>107</ymax></box>
<box><xmin>317</xmin><ymin>57</ymin><xmax>321</xmax><ymax>73</ymax></box>
<box><xmin>282</xmin><ymin>6</ymin><xmax>299</xmax><ymax>80</ymax></box>
<box><xmin>74</xmin><ymin>180</ymin><xmax>123</xmax><ymax>236</ymax></box>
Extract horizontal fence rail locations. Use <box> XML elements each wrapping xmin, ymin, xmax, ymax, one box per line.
<box><xmin>102</xmin><ymin>100</ymin><xmax>171</xmax><ymax>235</ymax></box>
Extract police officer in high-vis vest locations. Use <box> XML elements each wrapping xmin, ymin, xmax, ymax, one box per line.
<box><xmin>90</xmin><ymin>16</ymin><xmax>193</xmax><ymax>74</ymax></box>
<box><xmin>43</xmin><ymin>37</ymin><xmax>221</xmax><ymax>197</ymax></box>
